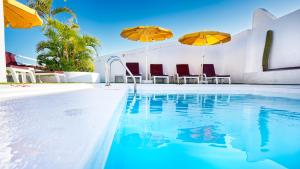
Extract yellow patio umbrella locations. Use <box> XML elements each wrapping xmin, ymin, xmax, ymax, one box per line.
<box><xmin>121</xmin><ymin>26</ymin><xmax>173</xmax><ymax>81</ymax></box>
<box><xmin>179</xmin><ymin>31</ymin><xmax>231</xmax><ymax>46</ymax></box>
<box><xmin>3</xmin><ymin>0</ymin><xmax>43</xmax><ymax>28</ymax></box>
<box><xmin>179</xmin><ymin>31</ymin><xmax>231</xmax><ymax>74</ymax></box>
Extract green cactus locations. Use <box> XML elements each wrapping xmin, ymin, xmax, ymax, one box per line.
<box><xmin>262</xmin><ymin>30</ymin><xmax>273</xmax><ymax>71</ymax></box>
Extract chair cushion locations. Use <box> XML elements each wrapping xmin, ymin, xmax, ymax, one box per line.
<box><xmin>9</xmin><ymin>65</ymin><xmax>32</xmax><ymax>70</ymax></box>
<box><xmin>153</xmin><ymin>75</ymin><xmax>169</xmax><ymax>77</ymax></box>
<box><xmin>36</xmin><ymin>71</ymin><xmax>64</xmax><ymax>74</ymax></box>
<box><xmin>176</xmin><ymin>64</ymin><xmax>190</xmax><ymax>76</ymax></box>
<box><xmin>126</xmin><ymin>62</ymin><xmax>140</xmax><ymax>75</ymax></box>
<box><xmin>203</xmin><ymin>64</ymin><xmax>216</xmax><ymax>77</ymax></box>
<box><xmin>150</xmin><ymin>64</ymin><xmax>165</xmax><ymax>76</ymax></box>
<box><xmin>5</xmin><ymin>52</ymin><xmax>18</xmax><ymax>67</ymax></box>
<box><xmin>216</xmin><ymin>75</ymin><xmax>230</xmax><ymax>77</ymax></box>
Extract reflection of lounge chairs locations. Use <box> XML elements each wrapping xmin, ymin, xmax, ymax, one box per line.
<box><xmin>150</xmin><ymin>98</ymin><xmax>163</xmax><ymax>114</ymax></box>
<box><xmin>150</xmin><ymin>64</ymin><xmax>169</xmax><ymax>84</ymax></box>
<box><xmin>6</xmin><ymin>52</ymin><xmax>36</xmax><ymax>83</ymax></box>
<box><xmin>203</xmin><ymin>64</ymin><xmax>231</xmax><ymax>84</ymax></box>
<box><xmin>176</xmin><ymin>94</ymin><xmax>189</xmax><ymax>113</ymax></box>
<box><xmin>126</xmin><ymin>93</ymin><xmax>140</xmax><ymax>114</ymax></box>
<box><xmin>177</xmin><ymin>126</ymin><xmax>225</xmax><ymax>144</ymax></box>
<box><xmin>150</xmin><ymin>94</ymin><xmax>168</xmax><ymax>114</ymax></box>
<box><xmin>125</xmin><ymin>62</ymin><xmax>142</xmax><ymax>83</ymax></box>
<box><xmin>176</xmin><ymin>64</ymin><xmax>200</xmax><ymax>84</ymax></box>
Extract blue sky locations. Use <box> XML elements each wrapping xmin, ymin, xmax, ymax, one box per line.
<box><xmin>5</xmin><ymin>0</ymin><xmax>300</xmax><ymax>60</ymax></box>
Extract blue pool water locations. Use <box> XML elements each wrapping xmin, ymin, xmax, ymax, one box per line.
<box><xmin>104</xmin><ymin>93</ymin><xmax>300</xmax><ymax>169</ymax></box>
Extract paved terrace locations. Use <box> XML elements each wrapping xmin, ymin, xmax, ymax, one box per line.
<box><xmin>0</xmin><ymin>84</ymin><xmax>300</xmax><ymax>169</ymax></box>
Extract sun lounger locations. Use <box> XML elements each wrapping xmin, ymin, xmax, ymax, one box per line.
<box><xmin>6</xmin><ymin>52</ymin><xmax>36</xmax><ymax>83</ymax></box>
<box><xmin>35</xmin><ymin>71</ymin><xmax>65</xmax><ymax>83</ymax></box>
<box><xmin>150</xmin><ymin>64</ymin><xmax>169</xmax><ymax>84</ymax></box>
<box><xmin>176</xmin><ymin>64</ymin><xmax>200</xmax><ymax>84</ymax></box>
<box><xmin>6</xmin><ymin>52</ymin><xmax>64</xmax><ymax>83</ymax></box>
<box><xmin>202</xmin><ymin>64</ymin><xmax>231</xmax><ymax>84</ymax></box>
<box><xmin>125</xmin><ymin>62</ymin><xmax>142</xmax><ymax>83</ymax></box>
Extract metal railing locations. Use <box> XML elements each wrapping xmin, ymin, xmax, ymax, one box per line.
<box><xmin>105</xmin><ymin>55</ymin><xmax>137</xmax><ymax>93</ymax></box>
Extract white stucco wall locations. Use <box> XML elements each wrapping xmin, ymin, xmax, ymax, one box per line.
<box><xmin>95</xmin><ymin>8</ymin><xmax>300</xmax><ymax>84</ymax></box>
<box><xmin>96</xmin><ymin>42</ymin><xmax>227</xmax><ymax>83</ymax></box>
<box><xmin>220</xmin><ymin>31</ymin><xmax>250</xmax><ymax>83</ymax></box>
<box><xmin>243</xmin><ymin>9</ymin><xmax>300</xmax><ymax>84</ymax></box>
<box><xmin>0</xmin><ymin>0</ymin><xmax>7</xmax><ymax>82</ymax></box>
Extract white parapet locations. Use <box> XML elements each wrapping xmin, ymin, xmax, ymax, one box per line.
<box><xmin>0</xmin><ymin>0</ymin><xmax>7</xmax><ymax>82</ymax></box>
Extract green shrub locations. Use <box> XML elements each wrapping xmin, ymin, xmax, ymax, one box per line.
<box><xmin>262</xmin><ymin>30</ymin><xmax>273</xmax><ymax>71</ymax></box>
<box><xmin>36</xmin><ymin>19</ymin><xmax>100</xmax><ymax>72</ymax></box>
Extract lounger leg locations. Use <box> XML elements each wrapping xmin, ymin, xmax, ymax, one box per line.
<box><xmin>197</xmin><ymin>78</ymin><xmax>200</xmax><ymax>84</ymax></box>
<box><xmin>37</xmin><ymin>75</ymin><xmax>43</xmax><ymax>83</ymax></box>
<box><xmin>54</xmin><ymin>74</ymin><xmax>61</xmax><ymax>83</ymax></box>
<box><xmin>215</xmin><ymin>78</ymin><xmax>218</xmax><ymax>84</ymax></box>
<box><xmin>28</xmin><ymin>71</ymin><xmax>36</xmax><ymax>83</ymax></box>
<box><xmin>184</xmin><ymin>77</ymin><xmax>187</xmax><ymax>84</ymax></box>
<box><xmin>8</xmin><ymin>68</ymin><xmax>20</xmax><ymax>83</ymax></box>
<box><xmin>228</xmin><ymin>78</ymin><xmax>231</xmax><ymax>84</ymax></box>
<box><xmin>21</xmin><ymin>72</ymin><xmax>27</xmax><ymax>83</ymax></box>
<box><xmin>167</xmin><ymin>77</ymin><xmax>169</xmax><ymax>84</ymax></box>
<box><xmin>125</xmin><ymin>76</ymin><xmax>128</xmax><ymax>83</ymax></box>
<box><xmin>154</xmin><ymin>77</ymin><xmax>156</xmax><ymax>84</ymax></box>
<box><xmin>62</xmin><ymin>75</ymin><xmax>67</xmax><ymax>83</ymax></box>
<box><xmin>139</xmin><ymin>77</ymin><xmax>142</xmax><ymax>84</ymax></box>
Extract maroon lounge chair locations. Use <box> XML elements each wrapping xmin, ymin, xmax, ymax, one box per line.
<box><xmin>125</xmin><ymin>62</ymin><xmax>142</xmax><ymax>83</ymax></box>
<box><xmin>176</xmin><ymin>64</ymin><xmax>200</xmax><ymax>84</ymax></box>
<box><xmin>150</xmin><ymin>64</ymin><xmax>169</xmax><ymax>84</ymax></box>
<box><xmin>5</xmin><ymin>52</ymin><xmax>36</xmax><ymax>83</ymax></box>
<box><xmin>203</xmin><ymin>64</ymin><xmax>231</xmax><ymax>84</ymax></box>
<box><xmin>6</xmin><ymin>52</ymin><xmax>64</xmax><ymax>83</ymax></box>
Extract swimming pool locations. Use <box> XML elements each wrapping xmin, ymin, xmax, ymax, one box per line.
<box><xmin>104</xmin><ymin>93</ymin><xmax>300</xmax><ymax>169</ymax></box>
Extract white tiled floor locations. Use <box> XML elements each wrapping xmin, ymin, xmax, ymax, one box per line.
<box><xmin>0</xmin><ymin>83</ymin><xmax>300</xmax><ymax>169</ymax></box>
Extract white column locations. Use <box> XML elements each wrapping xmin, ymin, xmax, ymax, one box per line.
<box><xmin>0</xmin><ymin>0</ymin><xmax>7</xmax><ymax>82</ymax></box>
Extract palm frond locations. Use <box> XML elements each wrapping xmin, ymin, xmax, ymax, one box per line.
<box><xmin>51</xmin><ymin>7</ymin><xmax>77</xmax><ymax>19</ymax></box>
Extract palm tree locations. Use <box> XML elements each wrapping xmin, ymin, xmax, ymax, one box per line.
<box><xmin>27</xmin><ymin>0</ymin><xmax>76</xmax><ymax>20</ymax></box>
<box><xmin>37</xmin><ymin>19</ymin><xmax>100</xmax><ymax>72</ymax></box>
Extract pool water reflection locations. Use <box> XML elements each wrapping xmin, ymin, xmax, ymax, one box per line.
<box><xmin>104</xmin><ymin>93</ymin><xmax>300</xmax><ymax>169</ymax></box>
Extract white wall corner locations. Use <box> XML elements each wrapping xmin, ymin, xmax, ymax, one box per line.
<box><xmin>0</xmin><ymin>0</ymin><xmax>7</xmax><ymax>82</ymax></box>
<box><xmin>252</xmin><ymin>8</ymin><xmax>277</xmax><ymax>29</ymax></box>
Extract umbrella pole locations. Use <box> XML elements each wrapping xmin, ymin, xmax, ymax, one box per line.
<box><xmin>145</xmin><ymin>44</ymin><xmax>149</xmax><ymax>81</ymax></box>
<box><xmin>201</xmin><ymin>46</ymin><xmax>206</xmax><ymax>75</ymax></box>
<box><xmin>0</xmin><ymin>0</ymin><xmax>7</xmax><ymax>82</ymax></box>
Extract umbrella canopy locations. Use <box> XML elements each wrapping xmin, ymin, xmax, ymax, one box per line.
<box><xmin>4</xmin><ymin>0</ymin><xmax>43</xmax><ymax>28</ymax></box>
<box><xmin>121</xmin><ymin>26</ymin><xmax>173</xmax><ymax>42</ymax></box>
<box><xmin>121</xmin><ymin>26</ymin><xmax>173</xmax><ymax>81</ymax></box>
<box><xmin>179</xmin><ymin>31</ymin><xmax>231</xmax><ymax>46</ymax></box>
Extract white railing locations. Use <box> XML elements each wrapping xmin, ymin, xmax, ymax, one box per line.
<box><xmin>105</xmin><ymin>55</ymin><xmax>137</xmax><ymax>93</ymax></box>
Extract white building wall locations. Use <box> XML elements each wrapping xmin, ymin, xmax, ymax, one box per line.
<box><xmin>96</xmin><ymin>43</ymin><xmax>226</xmax><ymax>83</ymax></box>
<box><xmin>0</xmin><ymin>0</ymin><xmax>7</xmax><ymax>82</ymax></box>
<box><xmin>221</xmin><ymin>31</ymin><xmax>250</xmax><ymax>83</ymax></box>
<box><xmin>95</xmin><ymin>8</ymin><xmax>300</xmax><ymax>84</ymax></box>
<box><xmin>243</xmin><ymin>9</ymin><xmax>300</xmax><ymax>84</ymax></box>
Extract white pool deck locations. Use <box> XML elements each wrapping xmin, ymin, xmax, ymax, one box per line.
<box><xmin>0</xmin><ymin>84</ymin><xmax>300</xmax><ymax>169</ymax></box>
